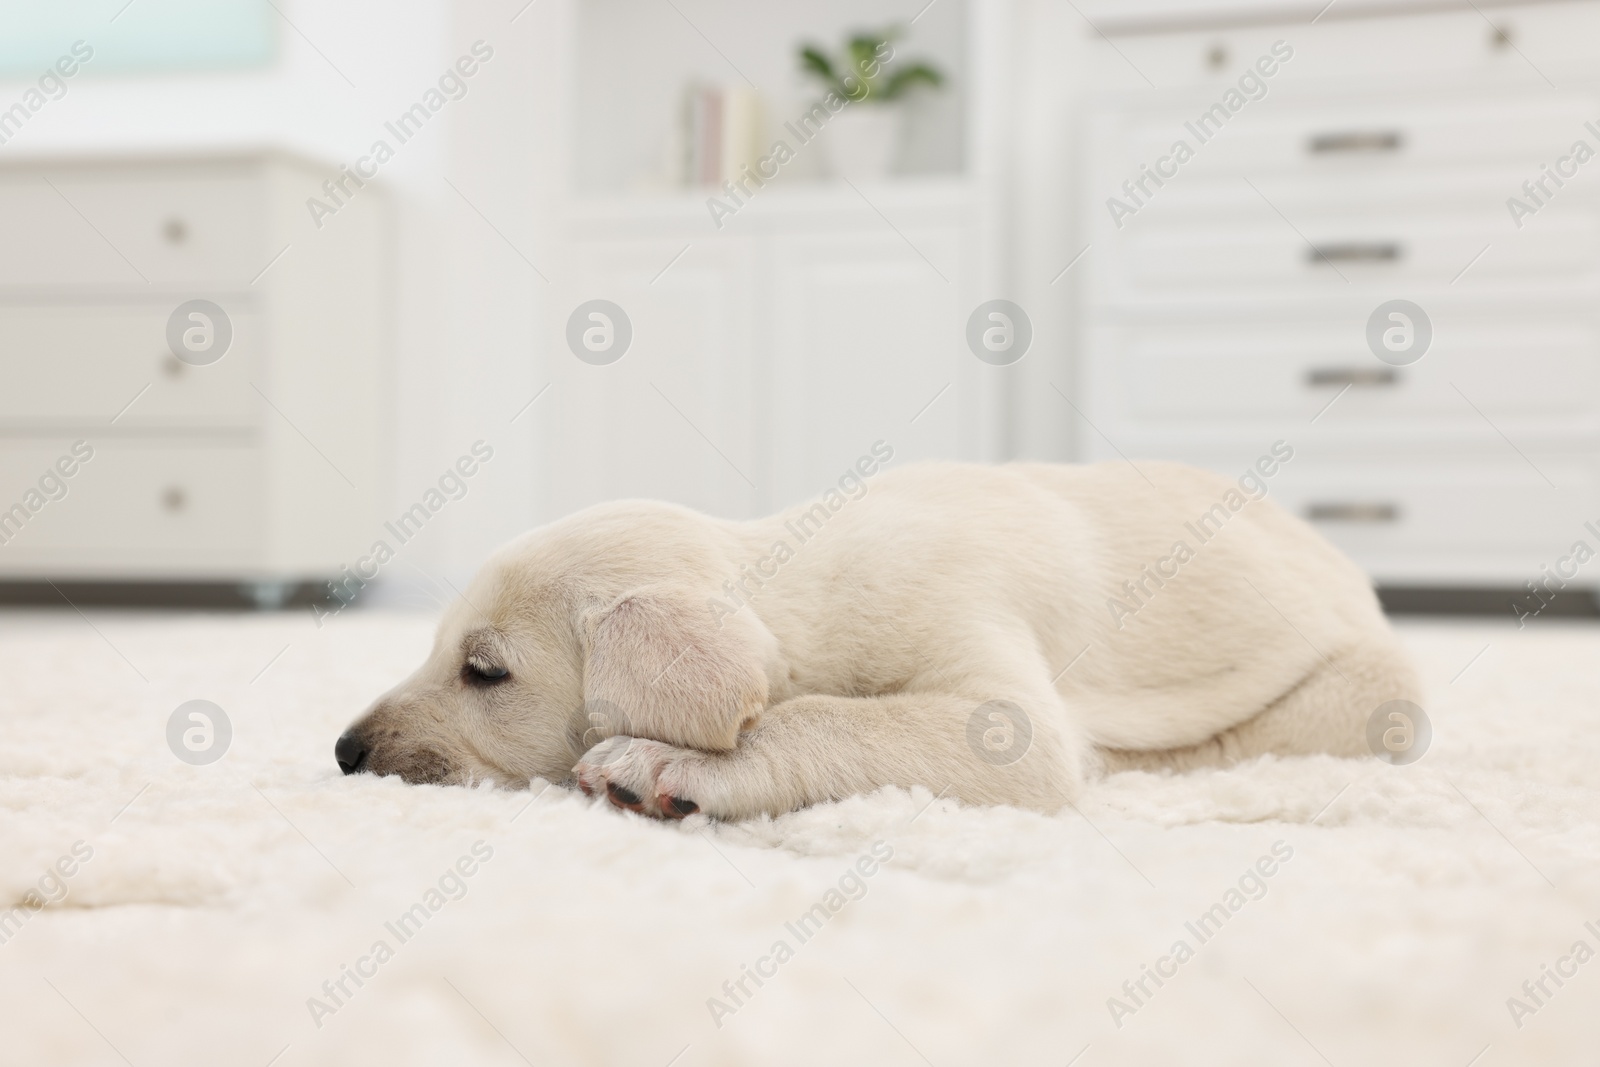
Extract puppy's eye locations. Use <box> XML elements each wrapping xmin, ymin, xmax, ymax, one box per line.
<box><xmin>463</xmin><ymin>660</ymin><xmax>510</xmax><ymax>686</ymax></box>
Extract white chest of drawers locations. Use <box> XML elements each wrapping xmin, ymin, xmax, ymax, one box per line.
<box><xmin>0</xmin><ymin>152</ymin><xmax>388</xmax><ymax>601</ymax></box>
<box><xmin>1079</xmin><ymin>3</ymin><xmax>1600</xmax><ymax>589</ymax></box>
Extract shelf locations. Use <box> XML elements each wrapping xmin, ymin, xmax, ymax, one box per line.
<box><xmin>572</xmin><ymin>0</ymin><xmax>970</xmax><ymax>194</ymax></box>
<box><xmin>563</xmin><ymin>175</ymin><xmax>974</xmax><ymax>234</ymax></box>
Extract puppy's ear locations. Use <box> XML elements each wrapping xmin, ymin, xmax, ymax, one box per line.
<box><xmin>581</xmin><ymin>586</ymin><xmax>772</xmax><ymax>751</ymax></box>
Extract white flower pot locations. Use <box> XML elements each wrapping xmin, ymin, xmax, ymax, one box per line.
<box><xmin>825</xmin><ymin>105</ymin><xmax>901</xmax><ymax>181</ymax></box>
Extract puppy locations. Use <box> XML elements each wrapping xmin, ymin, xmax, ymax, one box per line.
<box><xmin>335</xmin><ymin>456</ymin><xmax>1419</xmax><ymax>819</ymax></box>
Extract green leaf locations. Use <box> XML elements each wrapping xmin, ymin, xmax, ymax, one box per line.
<box><xmin>882</xmin><ymin>63</ymin><xmax>943</xmax><ymax>101</ymax></box>
<box><xmin>847</xmin><ymin>36</ymin><xmax>883</xmax><ymax>72</ymax></box>
<box><xmin>799</xmin><ymin>27</ymin><xmax>943</xmax><ymax>105</ymax></box>
<box><xmin>798</xmin><ymin>44</ymin><xmax>837</xmax><ymax>83</ymax></box>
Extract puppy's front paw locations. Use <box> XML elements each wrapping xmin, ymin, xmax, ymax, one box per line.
<box><xmin>574</xmin><ymin>737</ymin><xmax>709</xmax><ymax>820</ymax></box>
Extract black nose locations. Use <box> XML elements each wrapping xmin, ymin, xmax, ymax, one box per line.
<box><xmin>335</xmin><ymin>731</ymin><xmax>368</xmax><ymax>775</ymax></box>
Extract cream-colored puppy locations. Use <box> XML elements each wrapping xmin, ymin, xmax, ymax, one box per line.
<box><xmin>335</xmin><ymin>452</ymin><xmax>1419</xmax><ymax>819</ymax></box>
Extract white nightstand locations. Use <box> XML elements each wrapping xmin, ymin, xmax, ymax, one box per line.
<box><xmin>0</xmin><ymin>151</ymin><xmax>389</xmax><ymax>606</ymax></box>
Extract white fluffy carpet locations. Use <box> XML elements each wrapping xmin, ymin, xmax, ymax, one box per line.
<box><xmin>2</xmin><ymin>608</ymin><xmax>1597</xmax><ymax>1066</ymax></box>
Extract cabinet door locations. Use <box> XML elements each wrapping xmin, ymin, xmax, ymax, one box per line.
<box><xmin>765</xmin><ymin>227</ymin><xmax>972</xmax><ymax>510</ymax></box>
<box><xmin>542</xmin><ymin>236</ymin><xmax>759</xmax><ymax>520</ymax></box>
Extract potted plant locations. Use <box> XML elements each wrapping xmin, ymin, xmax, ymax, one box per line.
<box><xmin>798</xmin><ymin>29</ymin><xmax>944</xmax><ymax>181</ymax></box>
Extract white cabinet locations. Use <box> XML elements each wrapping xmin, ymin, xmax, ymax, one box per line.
<box><xmin>547</xmin><ymin>234</ymin><xmax>761</xmax><ymax>521</ymax></box>
<box><xmin>0</xmin><ymin>153</ymin><xmax>388</xmax><ymax>596</ymax></box>
<box><xmin>1079</xmin><ymin>4</ymin><xmax>1600</xmax><ymax>587</ymax></box>
<box><xmin>767</xmin><ymin>225</ymin><xmax>973</xmax><ymax>505</ymax></box>
<box><xmin>542</xmin><ymin>181</ymin><xmax>985</xmax><ymax>518</ymax></box>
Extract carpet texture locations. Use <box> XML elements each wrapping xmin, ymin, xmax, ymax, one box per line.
<box><xmin>0</xmin><ymin>609</ymin><xmax>1596</xmax><ymax>1066</ymax></box>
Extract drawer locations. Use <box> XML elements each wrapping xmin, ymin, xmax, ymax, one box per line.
<box><xmin>1265</xmin><ymin>457</ymin><xmax>1600</xmax><ymax>583</ymax></box>
<box><xmin>0</xmin><ymin>303</ymin><xmax>260</xmax><ymax>429</ymax></box>
<box><xmin>1102</xmin><ymin>450</ymin><xmax>1599</xmax><ymax>584</ymax></box>
<box><xmin>0</xmin><ymin>169</ymin><xmax>269</xmax><ymax>289</ymax></box>
<box><xmin>0</xmin><ymin>440</ymin><xmax>264</xmax><ymax>575</ymax></box>
<box><xmin>1108</xmin><ymin>207</ymin><xmax>1598</xmax><ymax>303</ymax></box>
<box><xmin>1087</xmin><ymin>4</ymin><xmax>1600</xmax><ymax>87</ymax></box>
<box><xmin>1100</xmin><ymin>93</ymin><xmax>1600</xmax><ymax>182</ymax></box>
<box><xmin>1102</xmin><ymin>318</ymin><xmax>1600</xmax><ymax>433</ymax></box>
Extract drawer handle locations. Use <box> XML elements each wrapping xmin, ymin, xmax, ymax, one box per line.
<box><xmin>1308</xmin><ymin>131</ymin><xmax>1403</xmax><ymax>154</ymax></box>
<box><xmin>1308</xmin><ymin>243</ymin><xmax>1401</xmax><ymax>264</ymax></box>
<box><xmin>1307</xmin><ymin>502</ymin><xmax>1399</xmax><ymax>523</ymax></box>
<box><xmin>1306</xmin><ymin>367</ymin><xmax>1398</xmax><ymax>387</ymax></box>
<box><xmin>162</xmin><ymin>486</ymin><xmax>187</xmax><ymax>513</ymax></box>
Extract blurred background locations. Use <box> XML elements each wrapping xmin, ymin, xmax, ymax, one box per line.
<box><xmin>4</xmin><ymin>6</ymin><xmax>1597</xmax><ymax>1064</ymax></box>
<box><xmin>1</xmin><ymin>0</ymin><xmax>1596</xmax><ymax>621</ymax></box>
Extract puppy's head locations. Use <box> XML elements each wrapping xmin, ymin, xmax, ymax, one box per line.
<box><xmin>334</xmin><ymin>503</ymin><xmax>774</xmax><ymax>787</ymax></box>
<box><xmin>333</xmin><ymin>582</ymin><xmax>581</xmax><ymax>787</ymax></box>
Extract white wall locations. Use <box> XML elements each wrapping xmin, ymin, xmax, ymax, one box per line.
<box><xmin>1006</xmin><ymin>0</ymin><xmax>1140</xmax><ymax>464</ymax></box>
<box><xmin>442</xmin><ymin>0</ymin><xmax>572</xmax><ymax>587</ymax></box>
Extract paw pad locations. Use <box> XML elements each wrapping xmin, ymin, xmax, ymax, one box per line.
<box><xmin>606</xmin><ymin>782</ymin><xmax>643</xmax><ymax>808</ymax></box>
<box><xmin>666</xmin><ymin>796</ymin><xmax>699</xmax><ymax>817</ymax></box>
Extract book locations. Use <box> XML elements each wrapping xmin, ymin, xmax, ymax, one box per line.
<box><xmin>678</xmin><ymin>82</ymin><xmax>762</xmax><ymax>187</ymax></box>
